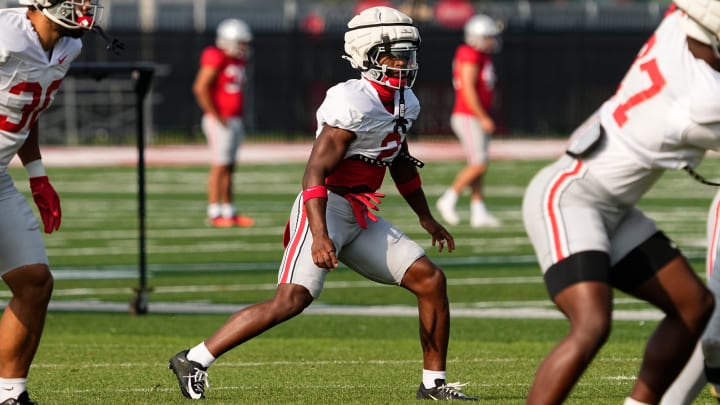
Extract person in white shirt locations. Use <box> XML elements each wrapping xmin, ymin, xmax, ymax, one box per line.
<box><xmin>169</xmin><ymin>7</ymin><xmax>477</xmax><ymax>402</ymax></box>
<box><xmin>0</xmin><ymin>1</ymin><xmax>103</xmax><ymax>403</ymax></box>
<box><xmin>522</xmin><ymin>2</ymin><xmax>720</xmax><ymax>404</ymax></box>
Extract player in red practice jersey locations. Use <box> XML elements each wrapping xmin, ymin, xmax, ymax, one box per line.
<box><xmin>170</xmin><ymin>7</ymin><xmax>477</xmax><ymax>401</ymax></box>
<box><xmin>436</xmin><ymin>14</ymin><xmax>503</xmax><ymax>228</ymax></box>
<box><xmin>0</xmin><ymin>1</ymin><xmax>103</xmax><ymax>403</ymax></box>
<box><xmin>522</xmin><ymin>3</ymin><xmax>720</xmax><ymax>404</ymax></box>
<box><xmin>193</xmin><ymin>18</ymin><xmax>255</xmax><ymax>228</ymax></box>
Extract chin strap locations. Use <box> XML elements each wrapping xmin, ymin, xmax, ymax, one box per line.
<box><xmin>393</xmin><ymin>85</ymin><xmax>408</xmax><ymax>134</ymax></box>
<box><xmin>684</xmin><ymin>165</ymin><xmax>720</xmax><ymax>186</ymax></box>
<box><xmin>92</xmin><ymin>25</ymin><xmax>125</xmax><ymax>55</ymax></box>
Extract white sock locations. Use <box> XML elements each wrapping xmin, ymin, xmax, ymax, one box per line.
<box><xmin>0</xmin><ymin>378</ymin><xmax>26</xmax><ymax>402</ymax></box>
<box><xmin>624</xmin><ymin>398</ymin><xmax>651</xmax><ymax>405</ymax></box>
<box><xmin>423</xmin><ymin>369</ymin><xmax>446</xmax><ymax>389</ymax></box>
<box><xmin>471</xmin><ymin>200</ymin><xmax>489</xmax><ymax>217</ymax></box>
<box><xmin>207</xmin><ymin>203</ymin><xmax>221</xmax><ymax>219</ymax></box>
<box><xmin>187</xmin><ymin>342</ymin><xmax>216</xmax><ymax>369</ymax></box>
<box><xmin>441</xmin><ymin>189</ymin><xmax>458</xmax><ymax>205</ymax></box>
<box><xmin>220</xmin><ymin>203</ymin><xmax>236</xmax><ymax>218</ymax></box>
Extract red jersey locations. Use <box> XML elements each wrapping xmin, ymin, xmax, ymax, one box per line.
<box><xmin>451</xmin><ymin>44</ymin><xmax>496</xmax><ymax>115</ymax></box>
<box><xmin>200</xmin><ymin>46</ymin><xmax>247</xmax><ymax>118</ymax></box>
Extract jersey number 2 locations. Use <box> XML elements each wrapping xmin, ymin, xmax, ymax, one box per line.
<box><xmin>376</xmin><ymin>131</ymin><xmax>402</xmax><ymax>162</ymax></box>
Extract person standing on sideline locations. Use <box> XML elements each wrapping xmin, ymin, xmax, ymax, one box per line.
<box><xmin>436</xmin><ymin>14</ymin><xmax>503</xmax><ymax>228</ymax></box>
<box><xmin>0</xmin><ymin>1</ymin><xmax>103</xmax><ymax>403</ymax></box>
<box><xmin>194</xmin><ymin>18</ymin><xmax>255</xmax><ymax>228</ymax></box>
<box><xmin>522</xmin><ymin>2</ymin><xmax>719</xmax><ymax>404</ymax></box>
<box><xmin>169</xmin><ymin>6</ymin><xmax>477</xmax><ymax>401</ymax></box>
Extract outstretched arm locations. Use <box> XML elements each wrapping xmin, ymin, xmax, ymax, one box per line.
<box><xmin>390</xmin><ymin>142</ymin><xmax>454</xmax><ymax>252</ymax></box>
<box><xmin>301</xmin><ymin>125</ymin><xmax>355</xmax><ymax>269</ymax></box>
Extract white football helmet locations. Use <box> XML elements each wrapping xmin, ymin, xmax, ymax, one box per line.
<box><xmin>343</xmin><ymin>6</ymin><xmax>421</xmax><ymax>89</ymax></box>
<box><xmin>18</xmin><ymin>0</ymin><xmax>103</xmax><ymax>30</ymax></box>
<box><xmin>464</xmin><ymin>14</ymin><xmax>503</xmax><ymax>52</ymax></box>
<box><xmin>216</xmin><ymin>19</ymin><xmax>252</xmax><ymax>58</ymax></box>
<box><xmin>675</xmin><ymin>0</ymin><xmax>720</xmax><ymax>58</ymax></box>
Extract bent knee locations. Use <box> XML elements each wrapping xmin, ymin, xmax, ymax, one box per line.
<box><xmin>570</xmin><ymin>317</ymin><xmax>612</xmax><ymax>349</ymax></box>
<box><xmin>402</xmin><ymin>261</ymin><xmax>447</xmax><ymax>295</ymax></box>
<box><xmin>3</xmin><ymin>264</ymin><xmax>53</xmax><ymax>301</ymax></box>
<box><xmin>271</xmin><ymin>284</ymin><xmax>313</xmax><ymax>315</ymax></box>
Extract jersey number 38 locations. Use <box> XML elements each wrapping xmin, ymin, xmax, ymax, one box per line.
<box><xmin>0</xmin><ymin>79</ymin><xmax>63</xmax><ymax>133</ymax></box>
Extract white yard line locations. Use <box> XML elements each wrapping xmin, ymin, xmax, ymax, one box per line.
<box><xmin>9</xmin><ymin>139</ymin><xmax>568</xmax><ymax>167</ymax></box>
<box><xmin>37</xmin><ymin>299</ymin><xmax>663</xmax><ymax>321</ymax></box>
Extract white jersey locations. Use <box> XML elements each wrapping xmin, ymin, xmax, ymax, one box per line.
<box><xmin>316</xmin><ymin>78</ymin><xmax>420</xmax><ymax>161</ymax></box>
<box><xmin>586</xmin><ymin>9</ymin><xmax>720</xmax><ymax>204</ymax></box>
<box><xmin>315</xmin><ymin>78</ymin><xmax>420</xmax><ymax>191</ymax></box>
<box><xmin>0</xmin><ymin>8</ymin><xmax>82</xmax><ymax>170</ymax></box>
<box><xmin>279</xmin><ymin>79</ymin><xmax>425</xmax><ymax>297</ymax></box>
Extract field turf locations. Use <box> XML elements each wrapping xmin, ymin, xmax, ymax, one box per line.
<box><xmin>8</xmin><ymin>156</ymin><xmax>720</xmax><ymax>404</ymax></box>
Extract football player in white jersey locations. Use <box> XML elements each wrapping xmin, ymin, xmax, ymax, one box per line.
<box><xmin>169</xmin><ymin>6</ymin><xmax>477</xmax><ymax>402</ymax></box>
<box><xmin>0</xmin><ymin>0</ymin><xmax>102</xmax><ymax>404</ymax></box>
<box><xmin>522</xmin><ymin>2</ymin><xmax>720</xmax><ymax>404</ymax></box>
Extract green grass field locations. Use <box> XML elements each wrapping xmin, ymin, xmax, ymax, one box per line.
<box><xmin>8</xmin><ymin>155</ymin><xmax>720</xmax><ymax>404</ymax></box>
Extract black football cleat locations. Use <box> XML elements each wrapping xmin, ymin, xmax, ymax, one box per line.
<box><xmin>169</xmin><ymin>349</ymin><xmax>209</xmax><ymax>399</ymax></box>
<box><xmin>416</xmin><ymin>379</ymin><xmax>478</xmax><ymax>401</ymax></box>
<box><xmin>0</xmin><ymin>391</ymin><xmax>36</xmax><ymax>405</ymax></box>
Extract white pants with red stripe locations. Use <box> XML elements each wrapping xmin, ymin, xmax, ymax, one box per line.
<box><xmin>522</xmin><ymin>155</ymin><xmax>658</xmax><ymax>273</ymax></box>
<box><xmin>279</xmin><ymin>191</ymin><xmax>425</xmax><ymax>298</ymax></box>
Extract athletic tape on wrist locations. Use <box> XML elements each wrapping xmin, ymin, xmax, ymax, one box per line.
<box><xmin>302</xmin><ymin>185</ymin><xmax>328</xmax><ymax>202</ymax></box>
<box><xmin>24</xmin><ymin>159</ymin><xmax>46</xmax><ymax>178</ymax></box>
<box><xmin>396</xmin><ymin>174</ymin><xmax>422</xmax><ymax>195</ymax></box>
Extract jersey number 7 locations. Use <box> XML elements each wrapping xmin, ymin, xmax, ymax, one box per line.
<box><xmin>612</xmin><ymin>34</ymin><xmax>667</xmax><ymax>128</ymax></box>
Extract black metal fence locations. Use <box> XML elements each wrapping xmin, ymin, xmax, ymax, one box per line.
<box><xmin>39</xmin><ymin>2</ymin><xmax>666</xmax><ymax>144</ymax></box>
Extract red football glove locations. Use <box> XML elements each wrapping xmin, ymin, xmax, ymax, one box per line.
<box><xmin>344</xmin><ymin>192</ymin><xmax>384</xmax><ymax>229</ymax></box>
<box><xmin>29</xmin><ymin>176</ymin><xmax>61</xmax><ymax>234</ymax></box>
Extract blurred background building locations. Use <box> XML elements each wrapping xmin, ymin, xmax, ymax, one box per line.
<box><xmin>1</xmin><ymin>0</ymin><xmax>673</xmax><ymax>145</ymax></box>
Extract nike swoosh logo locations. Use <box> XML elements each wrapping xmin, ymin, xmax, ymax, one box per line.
<box><xmin>58</xmin><ymin>56</ymin><xmax>67</xmax><ymax>64</ymax></box>
<box><xmin>1</xmin><ymin>387</ymin><xmax>14</xmax><ymax>391</ymax></box>
<box><xmin>185</xmin><ymin>378</ymin><xmax>201</xmax><ymax>399</ymax></box>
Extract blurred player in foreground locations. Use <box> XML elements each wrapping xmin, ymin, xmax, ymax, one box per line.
<box><xmin>436</xmin><ymin>14</ymin><xmax>503</xmax><ymax>228</ymax></box>
<box><xmin>664</xmin><ymin>173</ymin><xmax>720</xmax><ymax>402</ymax></box>
<box><xmin>661</xmin><ymin>184</ymin><xmax>720</xmax><ymax>405</ymax></box>
<box><xmin>0</xmin><ymin>0</ymin><xmax>103</xmax><ymax>403</ymax></box>
<box><xmin>701</xmin><ymin>189</ymin><xmax>720</xmax><ymax>401</ymax></box>
<box><xmin>522</xmin><ymin>2</ymin><xmax>720</xmax><ymax>404</ymax></box>
<box><xmin>193</xmin><ymin>18</ymin><xmax>255</xmax><ymax>228</ymax></box>
<box><xmin>170</xmin><ymin>6</ymin><xmax>477</xmax><ymax>401</ymax></box>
